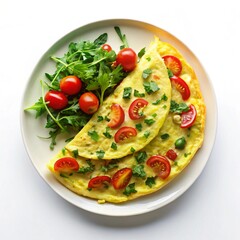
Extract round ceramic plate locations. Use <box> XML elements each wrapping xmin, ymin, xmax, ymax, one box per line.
<box><xmin>20</xmin><ymin>19</ymin><xmax>217</xmax><ymax>217</ymax></box>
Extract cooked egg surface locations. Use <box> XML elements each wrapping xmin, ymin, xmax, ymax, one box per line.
<box><xmin>65</xmin><ymin>37</ymin><xmax>171</xmax><ymax>160</ymax></box>
<box><xmin>47</xmin><ymin>38</ymin><xmax>206</xmax><ymax>203</ymax></box>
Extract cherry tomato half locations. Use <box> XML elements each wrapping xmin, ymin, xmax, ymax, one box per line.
<box><xmin>60</xmin><ymin>75</ymin><xmax>82</xmax><ymax>95</ymax></box>
<box><xmin>166</xmin><ymin>149</ymin><xmax>178</xmax><ymax>161</ymax></box>
<box><xmin>108</xmin><ymin>104</ymin><xmax>125</xmax><ymax>129</ymax></box>
<box><xmin>170</xmin><ymin>75</ymin><xmax>190</xmax><ymax>100</ymax></box>
<box><xmin>147</xmin><ymin>155</ymin><xmax>171</xmax><ymax>179</ymax></box>
<box><xmin>162</xmin><ymin>55</ymin><xmax>182</xmax><ymax>76</ymax></box>
<box><xmin>45</xmin><ymin>90</ymin><xmax>68</xmax><ymax>110</ymax></box>
<box><xmin>116</xmin><ymin>48</ymin><xmax>137</xmax><ymax>72</ymax></box>
<box><xmin>181</xmin><ymin>104</ymin><xmax>197</xmax><ymax>128</ymax></box>
<box><xmin>128</xmin><ymin>98</ymin><xmax>148</xmax><ymax>120</ymax></box>
<box><xmin>114</xmin><ymin>126</ymin><xmax>137</xmax><ymax>143</ymax></box>
<box><xmin>88</xmin><ymin>176</ymin><xmax>111</xmax><ymax>189</ymax></box>
<box><xmin>79</xmin><ymin>92</ymin><xmax>99</xmax><ymax>114</ymax></box>
<box><xmin>54</xmin><ymin>157</ymin><xmax>79</xmax><ymax>173</ymax></box>
<box><xmin>112</xmin><ymin>168</ymin><xmax>132</xmax><ymax>190</ymax></box>
<box><xmin>102</xmin><ymin>44</ymin><xmax>112</xmax><ymax>52</ymax></box>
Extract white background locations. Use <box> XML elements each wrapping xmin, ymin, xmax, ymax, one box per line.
<box><xmin>0</xmin><ymin>0</ymin><xmax>239</xmax><ymax>239</ymax></box>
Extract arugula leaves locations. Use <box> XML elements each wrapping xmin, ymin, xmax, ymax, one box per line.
<box><xmin>25</xmin><ymin>31</ymin><xmax>128</xmax><ymax>149</ymax></box>
<box><xmin>114</xmin><ymin>26</ymin><xmax>129</xmax><ymax>49</ymax></box>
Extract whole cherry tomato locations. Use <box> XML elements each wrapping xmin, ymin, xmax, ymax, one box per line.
<box><xmin>116</xmin><ymin>48</ymin><xmax>137</xmax><ymax>72</ymax></box>
<box><xmin>79</xmin><ymin>92</ymin><xmax>99</xmax><ymax>114</ymax></box>
<box><xmin>60</xmin><ymin>75</ymin><xmax>82</xmax><ymax>95</ymax></box>
<box><xmin>45</xmin><ymin>90</ymin><xmax>68</xmax><ymax>110</ymax></box>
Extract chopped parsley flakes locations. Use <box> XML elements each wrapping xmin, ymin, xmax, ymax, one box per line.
<box><xmin>123</xmin><ymin>87</ymin><xmax>132</xmax><ymax>99</ymax></box>
<box><xmin>96</xmin><ymin>150</ymin><xmax>105</xmax><ymax>159</ymax></box>
<box><xmin>143</xmin><ymin>81</ymin><xmax>160</xmax><ymax>94</ymax></box>
<box><xmin>88</xmin><ymin>130</ymin><xmax>99</xmax><ymax>142</ymax></box>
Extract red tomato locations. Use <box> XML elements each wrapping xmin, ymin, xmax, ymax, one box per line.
<box><xmin>128</xmin><ymin>98</ymin><xmax>148</xmax><ymax>120</ymax></box>
<box><xmin>88</xmin><ymin>176</ymin><xmax>111</xmax><ymax>189</ymax></box>
<box><xmin>162</xmin><ymin>55</ymin><xmax>182</xmax><ymax>76</ymax></box>
<box><xmin>108</xmin><ymin>104</ymin><xmax>125</xmax><ymax>129</ymax></box>
<box><xmin>79</xmin><ymin>92</ymin><xmax>99</xmax><ymax>114</ymax></box>
<box><xmin>112</xmin><ymin>168</ymin><xmax>132</xmax><ymax>190</ymax></box>
<box><xmin>181</xmin><ymin>104</ymin><xmax>197</xmax><ymax>128</ymax></box>
<box><xmin>54</xmin><ymin>157</ymin><xmax>79</xmax><ymax>173</ymax></box>
<box><xmin>60</xmin><ymin>75</ymin><xmax>82</xmax><ymax>95</ymax></box>
<box><xmin>45</xmin><ymin>90</ymin><xmax>68</xmax><ymax>110</ymax></box>
<box><xmin>116</xmin><ymin>48</ymin><xmax>137</xmax><ymax>72</ymax></box>
<box><xmin>170</xmin><ymin>75</ymin><xmax>190</xmax><ymax>100</ymax></box>
<box><xmin>147</xmin><ymin>155</ymin><xmax>171</xmax><ymax>179</ymax></box>
<box><xmin>166</xmin><ymin>149</ymin><xmax>178</xmax><ymax>161</ymax></box>
<box><xmin>102</xmin><ymin>44</ymin><xmax>112</xmax><ymax>52</ymax></box>
<box><xmin>114</xmin><ymin>126</ymin><xmax>137</xmax><ymax>143</ymax></box>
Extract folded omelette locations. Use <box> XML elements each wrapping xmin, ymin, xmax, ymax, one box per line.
<box><xmin>65</xmin><ymin>38</ymin><xmax>171</xmax><ymax>160</ymax></box>
<box><xmin>47</xmin><ymin>37</ymin><xmax>206</xmax><ymax>203</ymax></box>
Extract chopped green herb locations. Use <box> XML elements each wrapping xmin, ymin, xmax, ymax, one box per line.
<box><xmin>143</xmin><ymin>81</ymin><xmax>160</xmax><ymax>94</ymax></box>
<box><xmin>133</xmin><ymin>165</ymin><xmax>146</xmax><ymax>178</ymax></box>
<box><xmin>111</xmin><ymin>142</ymin><xmax>117</xmax><ymax>150</ymax></box>
<box><xmin>184</xmin><ymin>152</ymin><xmax>191</xmax><ymax>157</ymax></box>
<box><xmin>174</xmin><ymin>161</ymin><xmax>178</xmax><ymax>166</ymax></box>
<box><xmin>123</xmin><ymin>87</ymin><xmax>132</xmax><ymax>99</ymax></box>
<box><xmin>72</xmin><ymin>149</ymin><xmax>79</xmax><ymax>158</ymax></box>
<box><xmin>145</xmin><ymin>177</ymin><xmax>156</xmax><ymax>188</ymax></box>
<box><xmin>144</xmin><ymin>131</ymin><xmax>150</xmax><ymax>138</ymax></box>
<box><xmin>152</xmin><ymin>99</ymin><xmax>161</xmax><ymax>105</ymax></box>
<box><xmin>97</xmin><ymin>116</ymin><xmax>104</xmax><ymax>122</ymax></box>
<box><xmin>167</xmin><ymin>68</ymin><xmax>174</xmax><ymax>78</ymax></box>
<box><xmin>103</xmin><ymin>127</ymin><xmax>112</xmax><ymax>139</ymax></box>
<box><xmin>100</xmin><ymin>160</ymin><xmax>119</xmax><ymax>172</ymax></box>
<box><xmin>78</xmin><ymin>160</ymin><xmax>95</xmax><ymax>174</ymax></box>
<box><xmin>60</xmin><ymin>173</ymin><xmax>69</xmax><ymax>178</ymax></box>
<box><xmin>88</xmin><ymin>130</ymin><xmax>99</xmax><ymax>142</ymax></box>
<box><xmin>62</xmin><ymin>147</ymin><xmax>66</xmax><ymax>155</ymax></box>
<box><xmin>160</xmin><ymin>133</ymin><xmax>170</xmax><ymax>140</ymax></box>
<box><xmin>163</xmin><ymin>105</ymin><xmax>167</xmax><ymax>109</ymax></box>
<box><xmin>134</xmin><ymin>89</ymin><xmax>145</xmax><ymax>97</ymax></box>
<box><xmin>130</xmin><ymin>147</ymin><xmax>136</xmax><ymax>153</ymax></box>
<box><xmin>170</xmin><ymin>100</ymin><xmax>189</xmax><ymax>114</ymax></box>
<box><xmin>104</xmin><ymin>116</ymin><xmax>110</xmax><ymax>122</ymax></box>
<box><xmin>142</xmin><ymin>68</ymin><xmax>152</xmax><ymax>79</ymax></box>
<box><xmin>96</xmin><ymin>150</ymin><xmax>105</xmax><ymax>159</ymax></box>
<box><xmin>161</xmin><ymin>93</ymin><xmax>168</xmax><ymax>101</ymax></box>
<box><xmin>144</xmin><ymin>118</ymin><xmax>155</xmax><ymax>126</ymax></box>
<box><xmin>123</xmin><ymin>183</ymin><xmax>137</xmax><ymax>196</ymax></box>
<box><xmin>135</xmin><ymin>123</ymin><xmax>143</xmax><ymax>131</ymax></box>
<box><xmin>135</xmin><ymin>151</ymin><xmax>147</xmax><ymax>163</ymax></box>
<box><xmin>138</xmin><ymin>47</ymin><xmax>146</xmax><ymax>58</ymax></box>
<box><xmin>152</xmin><ymin>113</ymin><xmax>157</xmax><ymax>118</ymax></box>
<box><xmin>152</xmin><ymin>94</ymin><xmax>168</xmax><ymax>105</ymax></box>
<box><xmin>146</xmin><ymin>57</ymin><xmax>151</xmax><ymax>61</ymax></box>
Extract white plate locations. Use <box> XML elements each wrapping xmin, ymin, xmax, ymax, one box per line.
<box><xmin>20</xmin><ymin>19</ymin><xmax>217</xmax><ymax>217</ymax></box>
